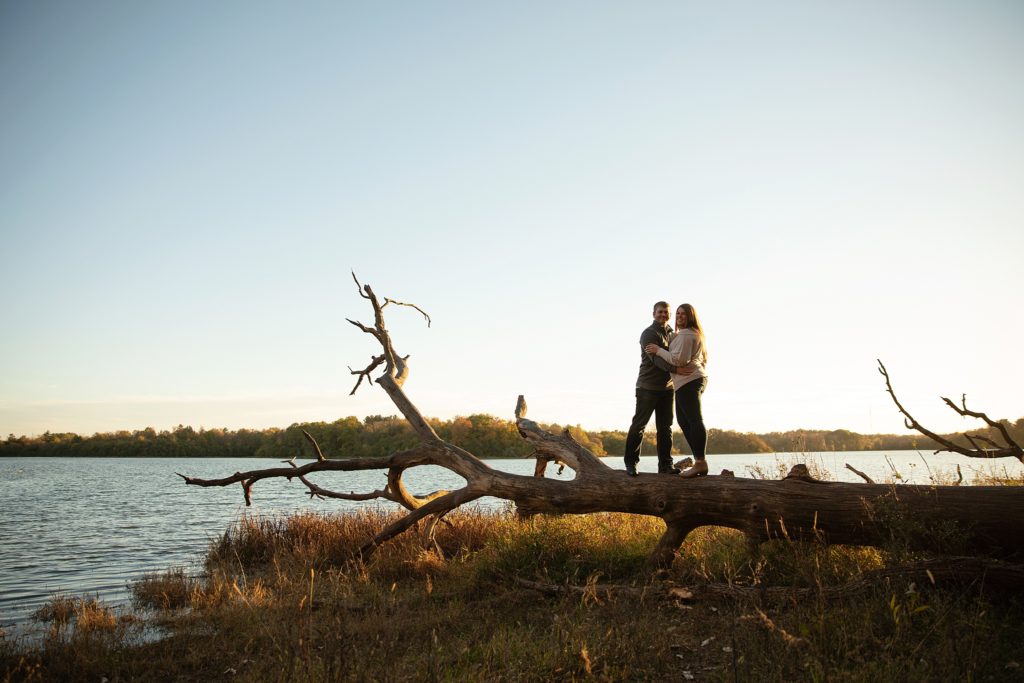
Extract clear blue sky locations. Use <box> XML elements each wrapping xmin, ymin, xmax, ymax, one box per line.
<box><xmin>2</xmin><ymin>1</ymin><xmax>1022</xmax><ymax>439</ymax></box>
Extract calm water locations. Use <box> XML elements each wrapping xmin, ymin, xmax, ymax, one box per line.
<box><xmin>1</xmin><ymin>452</ymin><xmax>1020</xmax><ymax>631</ymax></box>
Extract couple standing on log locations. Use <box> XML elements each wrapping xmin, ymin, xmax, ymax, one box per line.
<box><xmin>624</xmin><ymin>301</ymin><xmax>709</xmax><ymax>478</ymax></box>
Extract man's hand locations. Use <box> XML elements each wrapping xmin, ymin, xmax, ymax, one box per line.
<box><xmin>675</xmin><ymin>362</ymin><xmax>695</xmax><ymax>376</ymax></box>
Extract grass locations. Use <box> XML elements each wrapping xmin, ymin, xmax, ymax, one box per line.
<box><xmin>3</xmin><ymin>472</ymin><xmax>1023</xmax><ymax>681</ymax></box>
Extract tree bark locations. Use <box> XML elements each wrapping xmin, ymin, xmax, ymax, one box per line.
<box><xmin>180</xmin><ymin>278</ymin><xmax>1024</xmax><ymax>566</ymax></box>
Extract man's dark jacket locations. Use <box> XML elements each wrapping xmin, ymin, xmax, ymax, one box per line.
<box><xmin>636</xmin><ymin>322</ymin><xmax>674</xmax><ymax>391</ymax></box>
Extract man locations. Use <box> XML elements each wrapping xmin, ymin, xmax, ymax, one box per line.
<box><xmin>624</xmin><ymin>301</ymin><xmax>679</xmax><ymax>476</ymax></box>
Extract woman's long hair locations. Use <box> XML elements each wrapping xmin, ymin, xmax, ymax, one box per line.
<box><xmin>677</xmin><ymin>303</ymin><xmax>707</xmax><ymax>364</ymax></box>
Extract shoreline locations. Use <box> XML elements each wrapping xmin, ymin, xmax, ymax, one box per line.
<box><xmin>4</xmin><ymin>508</ymin><xmax>1021</xmax><ymax>681</ymax></box>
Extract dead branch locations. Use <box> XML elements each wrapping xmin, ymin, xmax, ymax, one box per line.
<box><xmin>347</xmin><ymin>355</ymin><xmax>385</xmax><ymax>395</ymax></box>
<box><xmin>386</xmin><ymin>465</ymin><xmax>453</xmax><ymax>510</ymax></box>
<box><xmin>358</xmin><ymin>487</ymin><xmax>481</xmax><ymax>559</ymax></box>
<box><xmin>178</xmin><ymin>445</ymin><xmax>443</xmax><ymax>506</ymax></box>
<box><xmin>966</xmin><ymin>432</ymin><xmax>1002</xmax><ymax>450</ymax></box>
<box><xmin>381</xmin><ymin>296</ymin><xmax>431</xmax><ymax>327</ymax></box>
<box><xmin>877</xmin><ymin>360</ymin><xmax>1023</xmax><ymax>463</ymax></box>
<box><xmin>302</xmin><ymin>430</ymin><xmax>326</xmax><ymax>462</ymax></box>
<box><xmin>740</xmin><ymin>609</ymin><xmax>809</xmax><ymax>648</ymax></box>
<box><xmin>844</xmin><ymin>463</ymin><xmax>875</xmax><ymax>484</ymax></box>
<box><xmin>514</xmin><ymin>397</ymin><xmax>608</xmax><ymax>475</ymax></box>
<box><xmin>944</xmin><ymin>393</ymin><xmax>1020</xmax><ymax>448</ymax></box>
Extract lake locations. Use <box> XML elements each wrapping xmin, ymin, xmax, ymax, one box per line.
<box><xmin>1</xmin><ymin>452</ymin><xmax>1020</xmax><ymax>633</ymax></box>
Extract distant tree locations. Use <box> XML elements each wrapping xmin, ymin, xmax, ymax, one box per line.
<box><xmin>1</xmin><ymin>406</ymin><xmax>1016</xmax><ymax>461</ymax></box>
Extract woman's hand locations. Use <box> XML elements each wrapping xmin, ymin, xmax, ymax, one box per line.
<box><xmin>644</xmin><ymin>343</ymin><xmax>661</xmax><ymax>355</ymax></box>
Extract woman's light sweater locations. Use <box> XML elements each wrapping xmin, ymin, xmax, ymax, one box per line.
<box><xmin>654</xmin><ymin>328</ymin><xmax>707</xmax><ymax>391</ymax></box>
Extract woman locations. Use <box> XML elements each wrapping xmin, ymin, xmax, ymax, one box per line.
<box><xmin>644</xmin><ymin>303</ymin><xmax>708</xmax><ymax>478</ymax></box>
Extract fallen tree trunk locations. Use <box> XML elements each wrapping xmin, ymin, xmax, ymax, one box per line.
<box><xmin>180</xmin><ymin>277</ymin><xmax>1024</xmax><ymax>566</ymax></box>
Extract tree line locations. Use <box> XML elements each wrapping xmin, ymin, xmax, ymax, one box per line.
<box><xmin>4</xmin><ymin>414</ymin><xmax>1022</xmax><ymax>459</ymax></box>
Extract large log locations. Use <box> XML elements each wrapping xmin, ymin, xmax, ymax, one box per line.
<box><xmin>492</xmin><ymin>425</ymin><xmax>1024</xmax><ymax>565</ymax></box>
<box><xmin>180</xmin><ymin>277</ymin><xmax>1024</xmax><ymax>566</ymax></box>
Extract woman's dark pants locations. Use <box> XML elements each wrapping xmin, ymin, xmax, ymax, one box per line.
<box><xmin>675</xmin><ymin>377</ymin><xmax>708</xmax><ymax>461</ymax></box>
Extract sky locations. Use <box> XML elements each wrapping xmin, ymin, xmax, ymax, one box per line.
<box><xmin>1</xmin><ymin>1</ymin><xmax>1022</xmax><ymax>440</ymax></box>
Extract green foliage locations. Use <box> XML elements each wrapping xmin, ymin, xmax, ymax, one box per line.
<box><xmin>473</xmin><ymin>513</ymin><xmax>662</xmax><ymax>582</ymax></box>
<box><xmin>4</xmin><ymin>416</ymin><xmax>1022</xmax><ymax>459</ymax></box>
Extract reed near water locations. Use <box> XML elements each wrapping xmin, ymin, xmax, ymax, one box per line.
<box><xmin>3</xmin><ymin>469</ymin><xmax>1022</xmax><ymax>682</ymax></box>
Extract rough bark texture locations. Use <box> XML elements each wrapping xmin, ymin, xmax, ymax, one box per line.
<box><xmin>180</xmin><ymin>278</ymin><xmax>1024</xmax><ymax>566</ymax></box>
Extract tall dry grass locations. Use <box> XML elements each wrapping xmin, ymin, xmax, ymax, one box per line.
<box><xmin>3</xmin><ymin>466</ymin><xmax>1022</xmax><ymax>681</ymax></box>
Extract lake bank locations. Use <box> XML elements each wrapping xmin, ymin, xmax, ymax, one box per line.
<box><xmin>2</xmin><ymin>452</ymin><xmax>1021</xmax><ymax>633</ymax></box>
<box><xmin>3</xmin><ymin>508</ymin><xmax>1022</xmax><ymax>681</ymax></box>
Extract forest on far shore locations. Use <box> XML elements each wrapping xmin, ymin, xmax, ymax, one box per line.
<box><xmin>3</xmin><ymin>414</ymin><xmax>1023</xmax><ymax>460</ymax></box>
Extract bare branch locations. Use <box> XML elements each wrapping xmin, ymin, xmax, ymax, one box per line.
<box><xmin>302</xmin><ymin>430</ymin><xmax>326</xmax><ymax>462</ymax></box>
<box><xmin>515</xmin><ymin>409</ymin><xmax>609</xmax><ymax>475</ymax></box>
<box><xmin>358</xmin><ymin>487</ymin><xmax>482</xmax><ymax>560</ymax></box>
<box><xmin>348</xmin><ymin>354</ymin><xmax>385</xmax><ymax>395</ymax></box>
<box><xmin>422</xmin><ymin>512</ymin><xmax>449</xmax><ymax>557</ymax></box>
<box><xmin>877</xmin><ymin>360</ymin><xmax>1022</xmax><ymax>462</ymax></box>
<box><xmin>965</xmin><ymin>434</ymin><xmax>987</xmax><ymax>453</ymax></box>
<box><xmin>966</xmin><ymin>433</ymin><xmax>1002</xmax><ymax>450</ymax></box>
<box><xmin>297</xmin><ymin>476</ymin><xmax>396</xmax><ymax>503</ymax></box>
<box><xmin>941</xmin><ymin>395</ymin><xmax>1021</xmax><ymax>452</ymax></box>
<box><xmin>346</xmin><ymin>318</ymin><xmax>380</xmax><ymax>339</ymax></box>
<box><xmin>381</xmin><ymin>297</ymin><xmax>432</xmax><ymax>327</ymax></box>
<box><xmin>180</xmin><ymin>446</ymin><xmax>443</xmax><ymax>497</ymax></box>
<box><xmin>844</xmin><ymin>463</ymin><xmax>875</xmax><ymax>484</ymax></box>
<box><xmin>386</xmin><ymin>465</ymin><xmax>452</xmax><ymax>510</ymax></box>
<box><xmin>740</xmin><ymin>609</ymin><xmax>809</xmax><ymax>649</ymax></box>
<box><xmin>351</xmin><ymin>271</ymin><xmax>371</xmax><ymax>300</ymax></box>
<box><xmin>361</xmin><ymin>283</ymin><xmax>391</xmax><ymax>356</ymax></box>
<box><xmin>282</xmin><ymin>458</ymin><xmax>404</xmax><ymax>503</ymax></box>
<box><xmin>343</xmin><ymin>274</ymin><xmax>442</xmax><ymax>442</ymax></box>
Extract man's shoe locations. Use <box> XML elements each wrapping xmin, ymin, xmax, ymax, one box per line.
<box><xmin>680</xmin><ymin>460</ymin><xmax>709</xmax><ymax>478</ymax></box>
<box><xmin>658</xmin><ymin>466</ymin><xmax>681</xmax><ymax>475</ymax></box>
<box><xmin>625</xmin><ymin>463</ymin><xmax>639</xmax><ymax>477</ymax></box>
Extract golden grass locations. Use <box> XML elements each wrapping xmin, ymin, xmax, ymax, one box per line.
<box><xmin>132</xmin><ymin>567</ymin><xmax>201</xmax><ymax>611</ymax></box>
<box><xmin>3</xmin><ymin>502</ymin><xmax>1022</xmax><ymax>682</ymax></box>
<box><xmin>30</xmin><ymin>595</ymin><xmax>125</xmax><ymax>638</ymax></box>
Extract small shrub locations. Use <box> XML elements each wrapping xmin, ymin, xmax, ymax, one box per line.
<box><xmin>31</xmin><ymin>594</ymin><xmax>126</xmax><ymax>640</ymax></box>
<box><xmin>132</xmin><ymin>567</ymin><xmax>201</xmax><ymax>611</ymax></box>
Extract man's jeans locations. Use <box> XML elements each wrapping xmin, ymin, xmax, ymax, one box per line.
<box><xmin>624</xmin><ymin>388</ymin><xmax>674</xmax><ymax>471</ymax></box>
